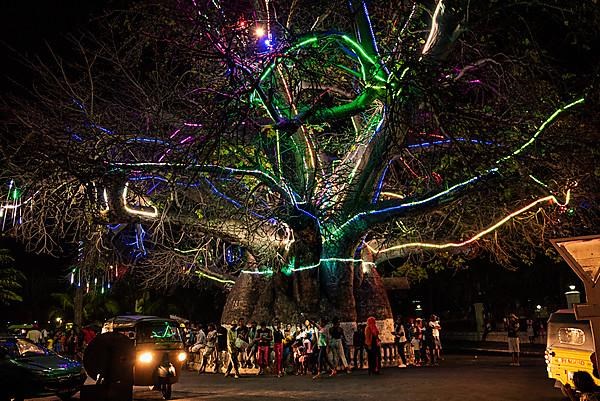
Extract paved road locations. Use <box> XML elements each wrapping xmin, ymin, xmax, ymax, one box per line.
<box><xmin>29</xmin><ymin>355</ymin><xmax>563</xmax><ymax>401</ymax></box>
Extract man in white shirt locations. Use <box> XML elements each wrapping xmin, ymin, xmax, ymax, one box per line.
<box><xmin>26</xmin><ymin>326</ymin><xmax>43</xmax><ymax>344</ymax></box>
<box><xmin>191</xmin><ymin>325</ymin><xmax>207</xmax><ymax>352</ymax></box>
<box><xmin>429</xmin><ymin>316</ymin><xmax>442</xmax><ymax>361</ymax></box>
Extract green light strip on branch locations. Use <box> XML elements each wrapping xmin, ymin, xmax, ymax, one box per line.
<box><xmin>196</xmin><ymin>270</ymin><xmax>236</xmax><ymax>285</ymax></box>
<box><xmin>528</xmin><ymin>175</ymin><xmax>549</xmax><ymax>189</ymax></box>
<box><xmin>329</xmin><ymin>97</ymin><xmax>585</xmax><ymax>241</ymax></box>
<box><xmin>241</xmin><ymin>257</ymin><xmax>375</xmax><ymax>276</ymax></box>
<box><xmin>497</xmin><ymin>97</ymin><xmax>584</xmax><ymax>163</ymax></box>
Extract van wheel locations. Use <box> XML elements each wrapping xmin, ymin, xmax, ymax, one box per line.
<box><xmin>161</xmin><ymin>383</ymin><xmax>172</xmax><ymax>400</ymax></box>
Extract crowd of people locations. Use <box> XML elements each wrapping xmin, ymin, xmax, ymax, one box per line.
<box><xmin>25</xmin><ymin>323</ymin><xmax>97</xmax><ymax>360</ymax></box>
<box><xmin>21</xmin><ymin>313</ymin><xmax>444</xmax><ymax>379</ymax></box>
<box><xmin>184</xmin><ymin>314</ymin><xmax>443</xmax><ymax>379</ymax></box>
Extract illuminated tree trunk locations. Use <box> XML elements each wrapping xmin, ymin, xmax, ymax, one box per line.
<box><xmin>221</xmin><ymin>227</ymin><xmax>394</xmax><ymax>341</ymax></box>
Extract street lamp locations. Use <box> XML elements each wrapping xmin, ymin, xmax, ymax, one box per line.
<box><xmin>565</xmin><ymin>285</ymin><xmax>581</xmax><ymax>309</ymax></box>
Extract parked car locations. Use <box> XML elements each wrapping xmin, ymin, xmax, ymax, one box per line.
<box><xmin>545</xmin><ymin>309</ymin><xmax>600</xmax><ymax>395</ymax></box>
<box><xmin>0</xmin><ymin>336</ymin><xmax>86</xmax><ymax>401</ymax></box>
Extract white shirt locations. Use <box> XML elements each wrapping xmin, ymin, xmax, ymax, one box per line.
<box><xmin>195</xmin><ymin>329</ymin><xmax>207</xmax><ymax>345</ymax></box>
<box><xmin>27</xmin><ymin>329</ymin><xmax>43</xmax><ymax>344</ymax></box>
<box><xmin>429</xmin><ymin>321</ymin><xmax>441</xmax><ymax>337</ymax></box>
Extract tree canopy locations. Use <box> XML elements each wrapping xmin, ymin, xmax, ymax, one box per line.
<box><xmin>1</xmin><ymin>0</ymin><xmax>598</xmax><ymax>323</ymax></box>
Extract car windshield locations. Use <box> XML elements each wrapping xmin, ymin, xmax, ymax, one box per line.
<box><xmin>136</xmin><ymin>322</ymin><xmax>182</xmax><ymax>343</ymax></box>
<box><xmin>0</xmin><ymin>339</ymin><xmax>47</xmax><ymax>357</ymax></box>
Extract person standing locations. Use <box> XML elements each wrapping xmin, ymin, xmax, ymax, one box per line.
<box><xmin>272</xmin><ymin>321</ymin><xmax>285</xmax><ymax>377</ymax></box>
<box><xmin>255</xmin><ymin>322</ymin><xmax>272</xmax><ymax>375</ymax></box>
<box><xmin>526</xmin><ymin>318</ymin><xmax>535</xmax><ymax>344</ymax></box>
<box><xmin>394</xmin><ymin>317</ymin><xmax>408</xmax><ymax>368</ymax></box>
<box><xmin>245</xmin><ymin>321</ymin><xmax>258</xmax><ymax>369</ymax></box>
<box><xmin>199</xmin><ymin>324</ymin><xmax>217</xmax><ymax>373</ymax></box>
<box><xmin>215</xmin><ymin>324</ymin><xmax>228</xmax><ymax>374</ymax></box>
<box><xmin>329</xmin><ymin>317</ymin><xmax>351</xmax><ymax>373</ymax></box>
<box><xmin>313</xmin><ymin>319</ymin><xmax>336</xmax><ymax>379</ymax></box>
<box><xmin>353</xmin><ymin>324</ymin><xmax>365</xmax><ymax>369</ymax></box>
<box><xmin>507</xmin><ymin>314</ymin><xmax>520</xmax><ymax>367</ymax></box>
<box><xmin>364</xmin><ymin>317</ymin><xmax>381</xmax><ymax>374</ymax></box>
<box><xmin>26</xmin><ymin>325</ymin><xmax>43</xmax><ymax>345</ymax></box>
<box><xmin>236</xmin><ymin>318</ymin><xmax>250</xmax><ymax>368</ymax></box>
<box><xmin>283</xmin><ymin>324</ymin><xmax>295</xmax><ymax>372</ymax></box>
<box><xmin>224</xmin><ymin>321</ymin><xmax>240</xmax><ymax>378</ymax></box>
<box><xmin>429</xmin><ymin>315</ymin><xmax>442</xmax><ymax>362</ymax></box>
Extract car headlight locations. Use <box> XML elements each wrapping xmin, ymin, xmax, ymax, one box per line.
<box><xmin>177</xmin><ymin>352</ymin><xmax>187</xmax><ymax>362</ymax></box>
<box><xmin>138</xmin><ymin>351</ymin><xmax>153</xmax><ymax>363</ymax></box>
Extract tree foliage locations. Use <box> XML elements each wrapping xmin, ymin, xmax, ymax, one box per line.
<box><xmin>0</xmin><ymin>0</ymin><xmax>598</xmax><ymax>312</ymax></box>
<box><xmin>0</xmin><ymin>249</ymin><xmax>24</xmax><ymax>304</ymax></box>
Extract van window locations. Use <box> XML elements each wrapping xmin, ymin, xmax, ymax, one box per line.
<box><xmin>137</xmin><ymin>321</ymin><xmax>182</xmax><ymax>343</ymax></box>
<box><xmin>558</xmin><ymin>328</ymin><xmax>585</xmax><ymax>346</ymax></box>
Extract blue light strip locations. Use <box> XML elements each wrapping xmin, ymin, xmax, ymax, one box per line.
<box><xmin>203</xmin><ymin>178</ymin><xmax>267</xmax><ymax>221</ymax></box>
<box><xmin>125</xmin><ymin>138</ymin><xmax>169</xmax><ymax>145</ymax></box>
<box><xmin>331</xmin><ymin>168</ymin><xmax>499</xmax><ymax>237</ymax></box>
<box><xmin>113</xmin><ymin>162</ymin><xmax>299</xmax><ymax>205</ymax></box>
<box><xmin>407</xmin><ymin>138</ymin><xmax>494</xmax><ymax>149</ymax></box>
<box><xmin>372</xmin><ymin>160</ymin><xmax>391</xmax><ymax>204</ymax></box>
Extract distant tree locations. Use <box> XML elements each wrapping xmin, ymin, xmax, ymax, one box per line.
<box><xmin>49</xmin><ymin>291</ymin><xmax>120</xmax><ymax>324</ymax></box>
<box><xmin>0</xmin><ymin>249</ymin><xmax>24</xmax><ymax>304</ymax></box>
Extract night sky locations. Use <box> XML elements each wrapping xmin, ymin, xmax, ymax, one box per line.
<box><xmin>1</xmin><ymin>1</ymin><xmax>117</xmax><ymax>90</ymax></box>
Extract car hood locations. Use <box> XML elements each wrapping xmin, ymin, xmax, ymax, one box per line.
<box><xmin>15</xmin><ymin>354</ymin><xmax>83</xmax><ymax>375</ymax></box>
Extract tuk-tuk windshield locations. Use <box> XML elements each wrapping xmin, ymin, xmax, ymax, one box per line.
<box><xmin>136</xmin><ymin>321</ymin><xmax>182</xmax><ymax>343</ymax></box>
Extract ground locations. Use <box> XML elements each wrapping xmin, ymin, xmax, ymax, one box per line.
<box><xmin>29</xmin><ymin>355</ymin><xmax>563</xmax><ymax>401</ymax></box>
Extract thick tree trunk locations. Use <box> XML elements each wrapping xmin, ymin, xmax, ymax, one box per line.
<box><xmin>221</xmin><ymin>246</ymin><xmax>394</xmax><ymax>342</ymax></box>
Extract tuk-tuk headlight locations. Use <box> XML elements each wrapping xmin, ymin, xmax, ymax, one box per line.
<box><xmin>177</xmin><ymin>352</ymin><xmax>187</xmax><ymax>362</ymax></box>
<box><xmin>138</xmin><ymin>351</ymin><xmax>153</xmax><ymax>363</ymax></box>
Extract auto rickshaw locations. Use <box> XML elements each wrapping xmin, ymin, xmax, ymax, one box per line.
<box><xmin>545</xmin><ymin>309</ymin><xmax>600</xmax><ymax>395</ymax></box>
<box><xmin>101</xmin><ymin>315</ymin><xmax>187</xmax><ymax>399</ymax></box>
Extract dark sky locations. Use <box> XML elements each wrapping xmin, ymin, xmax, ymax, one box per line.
<box><xmin>1</xmin><ymin>1</ymin><xmax>108</xmax><ymax>49</ymax></box>
<box><xmin>0</xmin><ymin>0</ymin><xmax>120</xmax><ymax>91</ymax></box>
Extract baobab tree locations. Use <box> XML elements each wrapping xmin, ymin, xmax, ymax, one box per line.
<box><xmin>1</xmin><ymin>0</ymin><xmax>598</xmax><ymax>336</ymax></box>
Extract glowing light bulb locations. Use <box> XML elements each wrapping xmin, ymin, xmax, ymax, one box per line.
<box><xmin>255</xmin><ymin>27</ymin><xmax>266</xmax><ymax>37</ymax></box>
